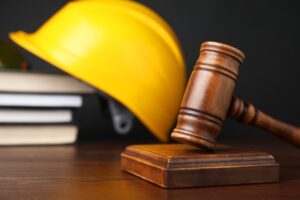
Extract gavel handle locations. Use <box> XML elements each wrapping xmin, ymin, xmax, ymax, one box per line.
<box><xmin>229</xmin><ymin>96</ymin><xmax>300</xmax><ymax>147</ymax></box>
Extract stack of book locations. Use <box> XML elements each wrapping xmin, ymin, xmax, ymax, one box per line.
<box><xmin>0</xmin><ymin>70</ymin><xmax>95</xmax><ymax>145</ymax></box>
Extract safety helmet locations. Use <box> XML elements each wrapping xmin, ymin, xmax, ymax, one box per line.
<box><xmin>9</xmin><ymin>0</ymin><xmax>186</xmax><ymax>141</ymax></box>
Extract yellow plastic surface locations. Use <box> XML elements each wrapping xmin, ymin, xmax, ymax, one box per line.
<box><xmin>9</xmin><ymin>0</ymin><xmax>186</xmax><ymax>141</ymax></box>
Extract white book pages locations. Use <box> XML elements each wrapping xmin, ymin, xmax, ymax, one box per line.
<box><xmin>0</xmin><ymin>70</ymin><xmax>95</xmax><ymax>94</ymax></box>
<box><xmin>0</xmin><ymin>125</ymin><xmax>78</xmax><ymax>145</ymax></box>
<box><xmin>0</xmin><ymin>94</ymin><xmax>82</xmax><ymax>108</ymax></box>
<box><xmin>0</xmin><ymin>109</ymin><xmax>72</xmax><ymax>123</ymax></box>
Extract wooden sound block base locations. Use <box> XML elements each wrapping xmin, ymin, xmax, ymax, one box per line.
<box><xmin>121</xmin><ymin>144</ymin><xmax>279</xmax><ymax>188</ymax></box>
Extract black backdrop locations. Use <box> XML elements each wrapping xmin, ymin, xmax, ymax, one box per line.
<box><xmin>1</xmin><ymin>0</ymin><xmax>300</xmax><ymax>142</ymax></box>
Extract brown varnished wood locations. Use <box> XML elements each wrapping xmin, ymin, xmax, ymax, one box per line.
<box><xmin>229</xmin><ymin>97</ymin><xmax>300</xmax><ymax>147</ymax></box>
<box><xmin>0</xmin><ymin>137</ymin><xmax>300</xmax><ymax>199</ymax></box>
<box><xmin>121</xmin><ymin>144</ymin><xmax>279</xmax><ymax>188</ymax></box>
<box><xmin>171</xmin><ymin>41</ymin><xmax>300</xmax><ymax>150</ymax></box>
<box><xmin>171</xmin><ymin>41</ymin><xmax>245</xmax><ymax>150</ymax></box>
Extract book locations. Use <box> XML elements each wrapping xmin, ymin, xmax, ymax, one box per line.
<box><xmin>0</xmin><ymin>108</ymin><xmax>72</xmax><ymax>123</ymax></box>
<box><xmin>0</xmin><ymin>93</ymin><xmax>82</xmax><ymax>108</ymax></box>
<box><xmin>0</xmin><ymin>70</ymin><xmax>95</xmax><ymax>94</ymax></box>
<box><xmin>0</xmin><ymin>70</ymin><xmax>90</xmax><ymax>145</ymax></box>
<box><xmin>0</xmin><ymin>125</ymin><xmax>78</xmax><ymax>145</ymax></box>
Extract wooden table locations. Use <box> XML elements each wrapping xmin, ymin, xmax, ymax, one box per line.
<box><xmin>0</xmin><ymin>135</ymin><xmax>299</xmax><ymax>200</ymax></box>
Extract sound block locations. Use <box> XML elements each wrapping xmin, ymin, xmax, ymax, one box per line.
<box><xmin>121</xmin><ymin>144</ymin><xmax>279</xmax><ymax>188</ymax></box>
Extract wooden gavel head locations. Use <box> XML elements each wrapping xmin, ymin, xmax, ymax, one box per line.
<box><xmin>171</xmin><ymin>41</ymin><xmax>245</xmax><ymax>150</ymax></box>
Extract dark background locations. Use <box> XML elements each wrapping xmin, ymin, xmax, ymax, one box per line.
<box><xmin>1</xmin><ymin>0</ymin><xmax>300</xmax><ymax>143</ymax></box>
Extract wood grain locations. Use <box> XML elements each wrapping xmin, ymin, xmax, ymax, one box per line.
<box><xmin>229</xmin><ymin>97</ymin><xmax>300</xmax><ymax>148</ymax></box>
<box><xmin>121</xmin><ymin>144</ymin><xmax>279</xmax><ymax>188</ymax></box>
<box><xmin>171</xmin><ymin>41</ymin><xmax>300</xmax><ymax>150</ymax></box>
<box><xmin>0</xmin><ymin>137</ymin><xmax>300</xmax><ymax>200</ymax></box>
<box><xmin>171</xmin><ymin>41</ymin><xmax>245</xmax><ymax>150</ymax></box>
<box><xmin>0</xmin><ymin>136</ymin><xmax>299</xmax><ymax>199</ymax></box>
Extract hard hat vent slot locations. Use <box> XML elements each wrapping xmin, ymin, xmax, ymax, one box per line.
<box><xmin>108</xmin><ymin>97</ymin><xmax>134</xmax><ymax>135</ymax></box>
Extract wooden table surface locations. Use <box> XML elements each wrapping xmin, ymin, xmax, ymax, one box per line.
<box><xmin>0</xmin><ymin>135</ymin><xmax>299</xmax><ymax>200</ymax></box>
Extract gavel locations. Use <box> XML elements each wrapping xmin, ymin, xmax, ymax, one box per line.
<box><xmin>171</xmin><ymin>41</ymin><xmax>300</xmax><ymax>150</ymax></box>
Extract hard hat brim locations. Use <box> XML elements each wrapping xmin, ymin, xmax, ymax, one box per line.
<box><xmin>10</xmin><ymin>31</ymin><xmax>53</xmax><ymax>66</ymax></box>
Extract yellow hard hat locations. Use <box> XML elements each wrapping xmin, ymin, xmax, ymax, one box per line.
<box><xmin>9</xmin><ymin>0</ymin><xmax>186</xmax><ymax>141</ymax></box>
